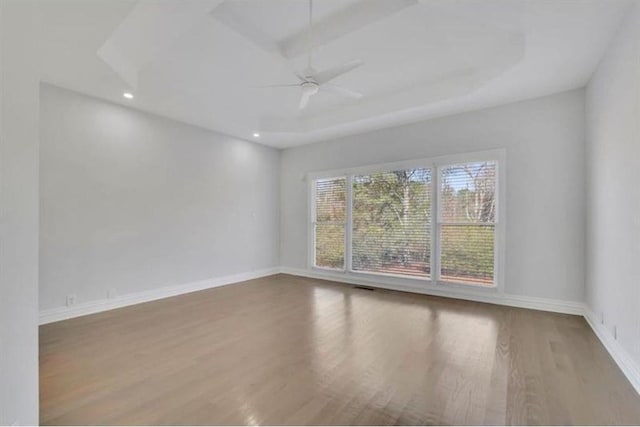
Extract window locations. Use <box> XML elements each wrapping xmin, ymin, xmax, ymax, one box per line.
<box><xmin>438</xmin><ymin>162</ymin><xmax>496</xmax><ymax>286</ymax></box>
<box><xmin>352</xmin><ymin>169</ymin><xmax>432</xmax><ymax>278</ymax></box>
<box><xmin>312</xmin><ymin>177</ymin><xmax>346</xmax><ymax>270</ymax></box>
<box><xmin>310</xmin><ymin>151</ymin><xmax>503</xmax><ymax>289</ymax></box>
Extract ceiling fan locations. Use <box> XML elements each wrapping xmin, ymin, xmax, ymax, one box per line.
<box><xmin>263</xmin><ymin>0</ymin><xmax>364</xmax><ymax>110</ymax></box>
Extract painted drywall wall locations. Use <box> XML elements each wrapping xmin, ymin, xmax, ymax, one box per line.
<box><xmin>39</xmin><ymin>84</ymin><xmax>280</xmax><ymax>311</ymax></box>
<box><xmin>0</xmin><ymin>1</ymin><xmax>40</xmax><ymax>425</ymax></box>
<box><xmin>585</xmin><ymin>2</ymin><xmax>640</xmax><ymax>368</ymax></box>
<box><xmin>280</xmin><ymin>89</ymin><xmax>586</xmax><ymax>302</ymax></box>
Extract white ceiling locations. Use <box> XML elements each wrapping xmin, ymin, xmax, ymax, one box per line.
<box><xmin>38</xmin><ymin>0</ymin><xmax>632</xmax><ymax>148</ymax></box>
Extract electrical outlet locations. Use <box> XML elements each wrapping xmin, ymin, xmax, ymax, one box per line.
<box><xmin>66</xmin><ymin>294</ymin><xmax>77</xmax><ymax>306</ymax></box>
<box><xmin>107</xmin><ymin>288</ymin><xmax>118</xmax><ymax>299</ymax></box>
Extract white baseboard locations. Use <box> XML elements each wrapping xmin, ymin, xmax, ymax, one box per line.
<box><xmin>39</xmin><ymin>267</ymin><xmax>280</xmax><ymax>325</ymax></box>
<box><xmin>583</xmin><ymin>308</ymin><xmax>640</xmax><ymax>394</ymax></box>
<box><xmin>280</xmin><ymin>266</ymin><xmax>584</xmax><ymax>315</ymax></box>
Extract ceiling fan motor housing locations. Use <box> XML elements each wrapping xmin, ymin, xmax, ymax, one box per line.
<box><xmin>301</xmin><ymin>81</ymin><xmax>319</xmax><ymax>96</ymax></box>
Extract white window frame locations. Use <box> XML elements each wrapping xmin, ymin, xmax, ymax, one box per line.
<box><xmin>307</xmin><ymin>149</ymin><xmax>506</xmax><ymax>293</ymax></box>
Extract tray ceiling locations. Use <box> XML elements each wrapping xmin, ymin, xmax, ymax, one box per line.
<box><xmin>38</xmin><ymin>0</ymin><xmax>631</xmax><ymax>147</ymax></box>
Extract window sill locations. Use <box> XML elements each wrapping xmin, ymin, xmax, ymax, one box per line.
<box><xmin>437</xmin><ymin>280</ymin><xmax>499</xmax><ymax>293</ymax></box>
<box><xmin>309</xmin><ymin>267</ymin><xmax>500</xmax><ymax>294</ymax></box>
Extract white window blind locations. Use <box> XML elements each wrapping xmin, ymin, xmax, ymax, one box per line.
<box><xmin>352</xmin><ymin>168</ymin><xmax>431</xmax><ymax>278</ymax></box>
<box><xmin>313</xmin><ymin>177</ymin><xmax>346</xmax><ymax>270</ymax></box>
<box><xmin>438</xmin><ymin>161</ymin><xmax>497</xmax><ymax>286</ymax></box>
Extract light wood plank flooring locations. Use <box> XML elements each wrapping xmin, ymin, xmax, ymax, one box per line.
<box><xmin>40</xmin><ymin>274</ymin><xmax>640</xmax><ymax>425</ymax></box>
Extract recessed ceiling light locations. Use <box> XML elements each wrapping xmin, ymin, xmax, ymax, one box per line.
<box><xmin>123</xmin><ymin>92</ymin><xmax>134</xmax><ymax>99</ymax></box>
<box><xmin>253</xmin><ymin>133</ymin><xmax>260</xmax><ymax>138</ymax></box>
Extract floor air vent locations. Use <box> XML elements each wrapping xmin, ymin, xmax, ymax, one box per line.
<box><xmin>353</xmin><ymin>285</ymin><xmax>376</xmax><ymax>291</ymax></box>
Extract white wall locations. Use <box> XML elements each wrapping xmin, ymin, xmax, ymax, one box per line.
<box><xmin>585</xmin><ymin>2</ymin><xmax>640</xmax><ymax>368</ymax></box>
<box><xmin>0</xmin><ymin>1</ymin><xmax>40</xmax><ymax>425</ymax></box>
<box><xmin>39</xmin><ymin>84</ymin><xmax>280</xmax><ymax>311</ymax></box>
<box><xmin>281</xmin><ymin>89</ymin><xmax>586</xmax><ymax>303</ymax></box>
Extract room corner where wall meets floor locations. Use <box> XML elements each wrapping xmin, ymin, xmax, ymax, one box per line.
<box><xmin>38</xmin><ymin>268</ymin><xmax>282</xmax><ymax>325</ymax></box>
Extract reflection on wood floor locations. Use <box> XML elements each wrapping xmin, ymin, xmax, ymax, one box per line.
<box><xmin>40</xmin><ymin>274</ymin><xmax>640</xmax><ymax>425</ymax></box>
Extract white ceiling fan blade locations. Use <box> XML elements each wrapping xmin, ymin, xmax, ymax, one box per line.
<box><xmin>313</xmin><ymin>59</ymin><xmax>363</xmax><ymax>85</ymax></box>
<box><xmin>299</xmin><ymin>90</ymin><xmax>312</xmax><ymax>109</ymax></box>
<box><xmin>294</xmin><ymin>71</ymin><xmax>308</xmax><ymax>83</ymax></box>
<box><xmin>255</xmin><ymin>84</ymin><xmax>300</xmax><ymax>88</ymax></box>
<box><xmin>321</xmin><ymin>84</ymin><xmax>363</xmax><ymax>99</ymax></box>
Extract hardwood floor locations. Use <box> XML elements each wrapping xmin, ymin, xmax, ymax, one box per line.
<box><xmin>40</xmin><ymin>274</ymin><xmax>640</xmax><ymax>425</ymax></box>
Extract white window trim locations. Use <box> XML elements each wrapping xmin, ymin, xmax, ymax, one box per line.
<box><xmin>307</xmin><ymin>149</ymin><xmax>506</xmax><ymax>294</ymax></box>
